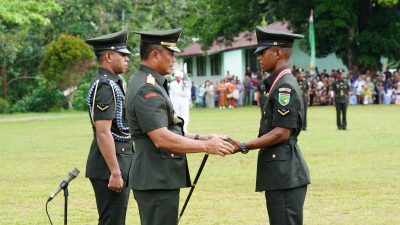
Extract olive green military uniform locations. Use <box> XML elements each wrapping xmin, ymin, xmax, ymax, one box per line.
<box><xmin>297</xmin><ymin>78</ymin><xmax>309</xmax><ymax>130</ymax></box>
<box><xmin>253</xmin><ymin>26</ymin><xmax>310</xmax><ymax>225</ymax></box>
<box><xmin>126</xmin><ymin>65</ymin><xmax>191</xmax><ymax>225</ymax></box>
<box><xmin>85</xmin><ymin>31</ymin><xmax>134</xmax><ymax>225</ymax></box>
<box><xmin>332</xmin><ymin>79</ymin><xmax>350</xmax><ymax>130</ymax></box>
<box><xmin>257</xmin><ymin>78</ymin><xmax>269</xmax><ymax>112</ymax></box>
<box><xmin>258</xmin><ymin>66</ymin><xmax>311</xmax><ymax>225</ymax></box>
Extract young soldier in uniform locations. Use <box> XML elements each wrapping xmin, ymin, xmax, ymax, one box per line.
<box><xmin>125</xmin><ymin>28</ymin><xmax>234</xmax><ymax>225</ymax></box>
<box><xmin>232</xmin><ymin>27</ymin><xmax>311</xmax><ymax>225</ymax></box>
<box><xmin>332</xmin><ymin>69</ymin><xmax>350</xmax><ymax>130</ymax></box>
<box><xmin>295</xmin><ymin>68</ymin><xmax>310</xmax><ymax>130</ymax></box>
<box><xmin>85</xmin><ymin>30</ymin><xmax>134</xmax><ymax>225</ymax></box>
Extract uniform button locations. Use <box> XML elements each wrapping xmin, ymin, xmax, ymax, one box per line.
<box><xmin>122</xmin><ymin>148</ymin><xmax>125</xmax><ymax>152</ymax></box>
<box><xmin>272</xmin><ymin>154</ymin><xmax>276</xmax><ymax>159</ymax></box>
<box><xmin>171</xmin><ymin>153</ymin><xmax>175</xmax><ymax>157</ymax></box>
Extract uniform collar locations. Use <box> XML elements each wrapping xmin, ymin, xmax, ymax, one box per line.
<box><xmin>265</xmin><ymin>65</ymin><xmax>291</xmax><ymax>91</ymax></box>
<box><xmin>98</xmin><ymin>67</ymin><xmax>121</xmax><ymax>83</ymax></box>
<box><xmin>139</xmin><ymin>64</ymin><xmax>165</xmax><ymax>86</ymax></box>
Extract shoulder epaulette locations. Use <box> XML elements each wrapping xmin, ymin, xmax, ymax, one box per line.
<box><xmin>146</xmin><ymin>74</ymin><xmax>156</xmax><ymax>85</ymax></box>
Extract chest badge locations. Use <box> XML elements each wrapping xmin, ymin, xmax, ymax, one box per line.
<box><xmin>278</xmin><ymin>93</ymin><xmax>290</xmax><ymax>106</ymax></box>
<box><xmin>146</xmin><ymin>74</ymin><xmax>156</xmax><ymax>85</ymax></box>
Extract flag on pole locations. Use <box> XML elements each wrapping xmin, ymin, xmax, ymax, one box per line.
<box><xmin>309</xmin><ymin>9</ymin><xmax>316</xmax><ymax>77</ymax></box>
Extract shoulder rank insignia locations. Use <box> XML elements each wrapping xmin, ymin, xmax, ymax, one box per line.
<box><xmin>278</xmin><ymin>92</ymin><xmax>290</xmax><ymax>106</ymax></box>
<box><xmin>146</xmin><ymin>74</ymin><xmax>156</xmax><ymax>85</ymax></box>
<box><xmin>277</xmin><ymin>108</ymin><xmax>290</xmax><ymax>116</ymax></box>
<box><xmin>144</xmin><ymin>92</ymin><xmax>157</xmax><ymax>99</ymax></box>
<box><xmin>278</xmin><ymin>87</ymin><xmax>291</xmax><ymax>92</ymax></box>
<box><xmin>173</xmin><ymin>113</ymin><xmax>179</xmax><ymax>124</ymax></box>
<box><xmin>96</xmin><ymin>104</ymin><xmax>109</xmax><ymax>111</ymax></box>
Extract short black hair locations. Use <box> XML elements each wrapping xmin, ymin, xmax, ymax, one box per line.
<box><xmin>95</xmin><ymin>50</ymin><xmax>109</xmax><ymax>62</ymax></box>
<box><xmin>140</xmin><ymin>43</ymin><xmax>165</xmax><ymax>60</ymax></box>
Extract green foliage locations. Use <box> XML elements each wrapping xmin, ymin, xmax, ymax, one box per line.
<box><xmin>182</xmin><ymin>0</ymin><xmax>267</xmax><ymax>47</ymax></box>
<box><xmin>72</xmin><ymin>82</ymin><xmax>91</xmax><ymax>111</ymax></box>
<box><xmin>0</xmin><ymin>97</ymin><xmax>9</xmax><ymax>113</ymax></box>
<box><xmin>39</xmin><ymin>33</ymin><xmax>94</xmax><ymax>90</ymax></box>
<box><xmin>11</xmin><ymin>78</ymin><xmax>65</xmax><ymax>113</ymax></box>
<box><xmin>0</xmin><ymin>0</ymin><xmax>61</xmax><ymax>26</ymax></box>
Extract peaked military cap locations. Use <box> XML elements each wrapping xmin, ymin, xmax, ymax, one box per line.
<box><xmin>86</xmin><ymin>30</ymin><xmax>131</xmax><ymax>55</ymax></box>
<box><xmin>134</xmin><ymin>28</ymin><xmax>183</xmax><ymax>53</ymax></box>
<box><xmin>254</xmin><ymin>26</ymin><xmax>304</xmax><ymax>54</ymax></box>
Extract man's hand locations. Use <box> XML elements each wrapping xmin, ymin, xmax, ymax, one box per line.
<box><xmin>226</xmin><ymin>137</ymin><xmax>241</xmax><ymax>154</ymax></box>
<box><xmin>204</xmin><ymin>136</ymin><xmax>235</xmax><ymax>156</ymax></box>
<box><xmin>108</xmin><ymin>173</ymin><xmax>124</xmax><ymax>192</ymax></box>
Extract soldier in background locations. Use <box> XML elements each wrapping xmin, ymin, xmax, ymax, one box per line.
<box><xmin>332</xmin><ymin>69</ymin><xmax>350</xmax><ymax>130</ymax></box>
<box><xmin>295</xmin><ymin>68</ymin><xmax>310</xmax><ymax>130</ymax></box>
<box><xmin>85</xmin><ymin>30</ymin><xmax>134</xmax><ymax>225</ymax></box>
<box><xmin>255</xmin><ymin>71</ymin><xmax>270</xmax><ymax>113</ymax></box>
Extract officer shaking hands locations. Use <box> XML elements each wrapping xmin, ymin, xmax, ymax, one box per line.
<box><xmin>85</xmin><ymin>30</ymin><xmax>134</xmax><ymax>225</ymax></box>
<box><xmin>231</xmin><ymin>27</ymin><xmax>311</xmax><ymax>225</ymax></box>
<box><xmin>125</xmin><ymin>28</ymin><xmax>234</xmax><ymax>225</ymax></box>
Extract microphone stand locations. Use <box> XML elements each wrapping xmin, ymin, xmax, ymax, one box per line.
<box><xmin>63</xmin><ymin>185</ymin><xmax>69</xmax><ymax>225</ymax></box>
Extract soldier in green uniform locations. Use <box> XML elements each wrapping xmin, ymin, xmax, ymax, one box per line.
<box><xmin>232</xmin><ymin>27</ymin><xmax>311</xmax><ymax>225</ymax></box>
<box><xmin>125</xmin><ymin>28</ymin><xmax>234</xmax><ymax>225</ymax></box>
<box><xmin>332</xmin><ymin>69</ymin><xmax>350</xmax><ymax>130</ymax></box>
<box><xmin>85</xmin><ymin>30</ymin><xmax>134</xmax><ymax>225</ymax></box>
<box><xmin>295</xmin><ymin>68</ymin><xmax>310</xmax><ymax>130</ymax></box>
<box><xmin>256</xmin><ymin>72</ymin><xmax>270</xmax><ymax>113</ymax></box>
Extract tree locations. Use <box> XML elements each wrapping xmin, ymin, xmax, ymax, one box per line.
<box><xmin>0</xmin><ymin>0</ymin><xmax>61</xmax><ymax>99</ymax></box>
<box><xmin>182</xmin><ymin>0</ymin><xmax>400</xmax><ymax>72</ymax></box>
<box><xmin>39</xmin><ymin>33</ymin><xmax>93</xmax><ymax>108</ymax></box>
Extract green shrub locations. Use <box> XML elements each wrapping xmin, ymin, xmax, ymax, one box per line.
<box><xmin>0</xmin><ymin>98</ymin><xmax>10</xmax><ymax>113</ymax></box>
<box><xmin>11</xmin><ymin>78</ymin><xmax>65</xmax><ymax>113</ymax></box>
<box><xmin>72</xmin><ymin>82</ymin><xmax>90</xmax><ymax>111</ymax></box>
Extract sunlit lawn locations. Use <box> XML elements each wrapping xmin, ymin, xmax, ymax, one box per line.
<box><xmin>0</xmin><ymin>105</ymin><xmax>399</xmax><ymax>224</ymax></box>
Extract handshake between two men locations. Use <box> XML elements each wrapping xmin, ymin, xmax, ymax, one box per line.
<box><xmin>187</xmin><ymin>133</ymin><xmax>243</xmax><ymax>156</ymax></box>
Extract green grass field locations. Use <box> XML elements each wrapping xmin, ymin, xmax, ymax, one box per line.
<box><xmin>0</xmin><ymin>105</ymin><xmax>399</xmax><ymax>225</ymax></box>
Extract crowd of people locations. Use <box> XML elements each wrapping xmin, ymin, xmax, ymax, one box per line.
<box><xmin>190</xmin><ymin>66</ymin><xmax>400</xmax><ymax>108</ymax></box>
<box><xmin>306</xmin><ymin>67</ymin><xmax>400</xmax><ymax>106</ymax></box>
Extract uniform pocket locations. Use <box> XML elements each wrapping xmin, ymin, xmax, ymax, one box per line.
<box><xmin>160</xmin><ymin>148</ymin><xmax>184</xmax><ymax>159</ymax></box>
<box><xmin>115</xmin><ymin>142</ymin><xmax>133</xmax><ymax>155</ymax></box>
<box><xmin>264</xmin><ymin>145</ymin><xmax>290</xmax><ymax>162</ymax></box>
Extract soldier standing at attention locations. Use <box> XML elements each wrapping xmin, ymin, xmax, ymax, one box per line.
<box><xmin>232</xmin><ymin>27</ymin><xmax>311</xmax><ymax>225</ymax></box>
<box><xmin>85</xmin><ymin>30</ymin><xmax>134</xmax><ymax>225</ymax></box>
<box><xmin>125</xmin><ymin>28</ymin><xmax>234</xmax><ymax>225</ymax></box>
<box><xmin>332</xmin><ymin>69</ymin><xmax>350</xmax><ymax>130</ymax></box>
<box><xmin>295</xmin><ymin>68</ymin><xmax>310</xmax><ymax>130</ymax></box>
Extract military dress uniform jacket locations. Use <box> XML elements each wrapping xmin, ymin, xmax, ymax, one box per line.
<box><xmin>332</xmin><ymin>79</ymin><xmax>350</xmax><ymax>103</ymax></box>
<box><xmin>257</xmin><ymin>66</ymin><xmax>311</xmax><ymax>191</ymax></box>
<box><xmin>298</xmin><ymin>79</ymin><xmax>309</xmax><ymax>99</ymax></box>
<box><xmin>126</xmin><ymin>64</ymin><xmax>191</xmax><ymax>190</ymax></box>
<box><xmin>86</xmin><ymin>68</ymin><xmax>134</xmax><ymax>181</ymax></box>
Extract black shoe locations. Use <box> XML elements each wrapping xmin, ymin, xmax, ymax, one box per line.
<box><xmin>342</xmin><ymin>127</ymin><xmax>347</xmax><ymax>130</ymax></box>
<box><xmin>338</xmin><ymin>127</ymin><xmax>342</xmax><ymax>130</ymax></box>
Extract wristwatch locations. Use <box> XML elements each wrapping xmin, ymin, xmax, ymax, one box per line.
<box><xmin>240</xmin><ymin>142</ymin><xmax>249</xmax><ymax>154</ymax></box>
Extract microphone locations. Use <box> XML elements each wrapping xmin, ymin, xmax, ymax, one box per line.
<box><xmin>47</xmin><ymin>168</ymin><xmax>80</xmax><ymax>202</ymax></box>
